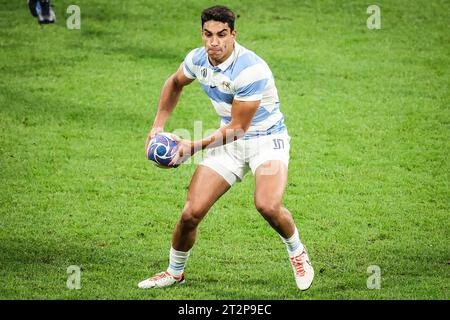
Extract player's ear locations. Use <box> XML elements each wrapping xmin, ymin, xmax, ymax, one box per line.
<box><xmin>231</xmin><ymin>29</ymin><xmax>237</xmax><ymax>38</ymax></box>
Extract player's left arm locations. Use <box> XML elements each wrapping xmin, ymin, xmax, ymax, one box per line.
<box><xmin>169</xmin><ymin>99</ymin><xmax>260</xmax><ymax>166</ymax></box>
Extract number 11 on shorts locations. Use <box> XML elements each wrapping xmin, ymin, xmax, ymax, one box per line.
<box><xmin>273</xmin><ymin>138</ymin><xmax>284</xmax><ymax>150</ymax></box>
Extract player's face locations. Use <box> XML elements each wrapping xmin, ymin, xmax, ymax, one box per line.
<box><xmin>202</xmin><ymin>20</ymin><xmax>236</xmax><ymax>65</ymax></box>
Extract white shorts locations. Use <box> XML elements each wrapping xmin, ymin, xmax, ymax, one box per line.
<box><xmin>200</xmin><ymin>132</ymin><xmax>291</xmax><ymax>186</ymax></box>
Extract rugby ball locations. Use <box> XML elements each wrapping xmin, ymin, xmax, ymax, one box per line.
<box><xmin>147</xmin><ymin>132</ymin><xmax>179</xmax><ymax>168</ymax></box>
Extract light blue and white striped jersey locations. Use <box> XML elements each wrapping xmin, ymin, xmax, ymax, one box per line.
<box><xmin>182</xmin><ymin>42</ymin><xmax>286</xmax><ymax>139</ymax></box>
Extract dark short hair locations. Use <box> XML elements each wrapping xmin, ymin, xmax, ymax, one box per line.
<box><xmin>201</xmin><ymin>6</ymin><xmax>236</xmax><ymax>31</ymax></box>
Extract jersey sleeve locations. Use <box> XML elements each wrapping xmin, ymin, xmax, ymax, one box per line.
<box><xmin>233</xmin><ymin>63</ymin><xmax>271</xmax><ymax>102</ymax></box>
<box><xmin>182</xmin><ymin>49</ymin><xmax>197</xmax><ymax>80</ymax></box>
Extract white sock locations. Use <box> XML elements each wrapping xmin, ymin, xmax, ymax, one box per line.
<box><xmin>280</xmin><ymin>227</ymin><xmax>304</xmax><ymax>257</ymax></box>
<box><xmin>167</xmin><ymin>247</ymin><xmax>190</xmax><ymax>277</ymax></box>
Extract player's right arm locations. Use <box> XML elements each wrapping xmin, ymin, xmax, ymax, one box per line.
<box><xmin>145</xmin><ymin>64</ymin><xmax>194</xmax><ymax>154</ymax></box>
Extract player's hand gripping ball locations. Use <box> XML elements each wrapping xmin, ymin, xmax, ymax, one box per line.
<box><xmin>147</xmin><ymin>132</ymin><xmax>179</xmax><ymax>168</ymax></box>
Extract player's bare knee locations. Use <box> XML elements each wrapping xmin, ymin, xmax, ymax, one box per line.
<box><xmin>255</xmin><ymin>199</ymin><xmax>281</xmax><ymax>218</ymax></box>
<box><xmin>180</xmin><ymin>204</ymin><xmax>205</xmax><ymax>229</ymax></box>
<box><xmin>179</xmin><ymin>213</ymin><xmax>200</xmax><ymax>230</ymax></box>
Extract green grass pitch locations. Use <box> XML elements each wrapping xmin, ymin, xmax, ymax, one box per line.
<box><xmin>0</xmin><ymin>0</ymin><xmax>448</xmax><ymax>299</ymax></box>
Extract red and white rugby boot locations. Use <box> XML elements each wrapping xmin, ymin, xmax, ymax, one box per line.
<box><xmin>289</xmin><ymin>248</ymin><xmax>314</xmax><ymax>291</ymax></box>
<box><xmin>138</xmin><ymin>271</ymin><xmax>185</xmax><ymax>289</ymax></box>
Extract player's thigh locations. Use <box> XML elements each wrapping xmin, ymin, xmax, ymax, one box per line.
<box><xmin>254</xmin><ymin>160</ymin><xmax>288</xmax><ymax>209</ymax></box>
<box><xmin>184</xmin><ymin>164</ymin><xmax>231</xmax><ymax>216</ymax></box>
